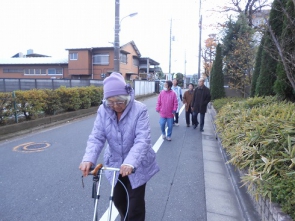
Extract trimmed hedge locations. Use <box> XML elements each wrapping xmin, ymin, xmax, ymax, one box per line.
<box><xmin>0</xmin><ymin>86</ymin><xmax>103</xmax><ymax>125</ymax></box>
<box><xmin>213</xmin><ymin>96</ymin><xmax>295</xmax><ymax>219</ymax></box>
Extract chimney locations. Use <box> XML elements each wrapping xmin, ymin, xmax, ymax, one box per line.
<box><xmin>27</xmin><ymin>49</ymin><xmax>33</xmax><ymax>55</ymax></box>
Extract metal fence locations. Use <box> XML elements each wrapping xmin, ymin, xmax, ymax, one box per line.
<box><xmin>0</xmin><ymin>78</ymin><xmax>104</xmax><ymax>92</ymax></box>
<box><xmin>134</xmin><ymin>80</ymin><xmax>156</xmax><ymax>96</ymax></box>
<box><xmin>0</xmin><ymin>78</ymin><xmax>158</xmax><ymax>97</ymax></box>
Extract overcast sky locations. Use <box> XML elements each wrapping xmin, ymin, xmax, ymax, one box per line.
<box><xmin>0</xmin><ymin>0</ymin><xmax>227</xmax><ymax>75</ymax></box>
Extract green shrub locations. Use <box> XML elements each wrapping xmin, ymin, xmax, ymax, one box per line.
<box><xmin>215</xmin><ymin>96</ymin><xmax>295</xmax><ymax>219</ymax></box>
<box><xmin>77</xmin><ymin>87</ymin><xmax>91</xmax><ymax>109</ymax></box>
<box><xmin>212</xmin><ymin>97</ymin><xmax>245</xmax><ymax>112</ymax></box>
<box><xmin>0</xmin><ymin>85</ymin><xmax>104</xmax><ymax>125</ymax></box>
<box><xmin>0</xmin><ymin>92</ymin><xmax>13</xmax><ymax>124</ymax></box>
<box><xmin>15</xmin><ymin>89</ymin><xmax>48</xmax><ymax>120</ymax></box>
<box><xmin>43</xmin><ymin>89</ymin><xmax>62</xmax><ymax>115</ymax></box>
<box><xmin>88</xmin><ymin>86</ymin><xmax>103</xmax><ymax>106</ymax></box>
<box><xmin>55</xmin><ymin>86</ymin><xmax>81</xmax><ymax>111</ymax></box>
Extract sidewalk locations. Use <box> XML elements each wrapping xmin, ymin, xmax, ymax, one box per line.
<box><xmin>201</xmin><ymin>106</ymin><xmax>260</xmax><ymax>221</ymax></box>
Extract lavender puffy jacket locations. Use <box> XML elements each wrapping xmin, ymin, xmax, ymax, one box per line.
<box><xmin>82</xmin><ymin>92</ymin><xmax>160</xmax><ymax>189</ymax></box>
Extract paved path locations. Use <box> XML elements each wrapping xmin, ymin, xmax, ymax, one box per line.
<box><xmin>0</xmin><ymin>93</ymin><xmax>260</xmax><ymax>221</ymax></box>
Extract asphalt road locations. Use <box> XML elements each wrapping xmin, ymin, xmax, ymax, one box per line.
<box><xmin>0</xmin><ymin>94</ymin><xmax>206</xmax><ymax>221</ymax></box>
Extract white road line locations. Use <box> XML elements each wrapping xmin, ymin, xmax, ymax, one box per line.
<box><xmin>99</xmin><ymin>203</ymin><xmax>119</xmax><ymax>221</ymax></box>
<box><xmin>153</xmin><ymin>104</ymin><xmax>185</xmax><ymax>153</ymax></box>
<box><xmin>99</xmin><ymin>104</ymin><xmax>185</xmax><ymax>221</ymax></box>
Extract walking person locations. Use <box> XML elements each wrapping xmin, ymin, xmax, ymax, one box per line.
<box><xmin>156</xmin><ymin>80</ymin><xmax>178</xmax><ymax>141</ymax></box>
<box><xmin>192</xmin><ymin>78</ymin><xmax>211</xmax><ymax>132</ymax></box>
<box><xmin>79</xmin><ymin>72</ymin><xmax>160</xmax><ymax>221</ymax></box>
<box><xmin>171</xmin><ymin>78</ymin><xmax>182</xmax><ymax>126</ymax></box>
<box><xmin>182</xmin><ymin>83</ymin><xmax>195</xmax><ymax>127</ymax></box>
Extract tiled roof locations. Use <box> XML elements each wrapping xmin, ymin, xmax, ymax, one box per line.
<box><xmin>0</xmin><ymin>58</ymin><xmax>68</xmax><ymax>65</ymax></box>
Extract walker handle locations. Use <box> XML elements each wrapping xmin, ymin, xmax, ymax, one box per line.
<box><xmin>89</xmin><ymin>164</ymin><xmax>103</xmax><ymax>176</ymax></box>
<box><xmin>89</xmin><ymin>164</ymin><xmax>135</xmax><ymax>176</ymax></box>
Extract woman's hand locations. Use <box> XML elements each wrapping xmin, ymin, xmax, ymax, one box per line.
<box><xmin>79</xmin><ymin>161</ymin><xmax>93</xmax><ymax>177</ymax></box>
<box><xmin>120</xmin><ymin>165</ymin><xmax>133</xmax><ymax>177</ymax></box>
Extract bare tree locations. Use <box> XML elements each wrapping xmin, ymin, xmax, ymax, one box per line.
<box><xmin>215</xmin><ymin>0</ymin><xmax>272</xmax><ymax>26</ymax></box>
<box><xmin>264</xmin><ymin>0</ymin><xmax>295</xmax><ymax>90</ymax></box>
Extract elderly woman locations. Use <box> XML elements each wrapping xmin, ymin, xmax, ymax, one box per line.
<box><xmin>79</xmin><ymin>72</ymin><xmax>159</xmax><ymax>221</ymax></box>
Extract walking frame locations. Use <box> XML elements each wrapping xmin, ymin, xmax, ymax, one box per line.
<box><xmin>83</xmin><ymin>163</ymin><xmax>120</xmax><ymax>221</ymax></box>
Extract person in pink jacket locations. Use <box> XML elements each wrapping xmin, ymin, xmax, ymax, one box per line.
<box><xmin>156</xmin><ymin>80</ymin><xmax>178</xmax><ymax>141</ymax></box>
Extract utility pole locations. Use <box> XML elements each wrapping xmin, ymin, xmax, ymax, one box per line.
<box><xmin>169</xmin><ymin>18</ymin><xmax>172</xmax><ymax>80</ymax></box>
<box><xmin>197</xmin><ymin>0</ymin><xmax>202</xmax><ymax>79</ymax></box>
<box><xmin>114</xmin><ymin>0</ymin><xmax>120</xmax><ymax>73</ymax></box>
<box><xmin>184</xmin><ymin>50</ymin><xmax>187</xmax><ymax>88</ymax></box>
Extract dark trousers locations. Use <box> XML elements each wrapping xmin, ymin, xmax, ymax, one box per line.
<box><xmin>185</xmin><ymin>107</ymin><xmax>194</xmax><ymax>125</ymax></box>
<box><xmin>174</xmin><ymin>112</ymin><xmax>179</xmax><ymax>124</ymax></box>
<box><xmin>113</xmin><ymin>175</ymin><xmax>146</xmax><ymax>221</ymax></box>
<box><xmin>193</xmin><ymin>112</ymin><xmax>205</xmax><ymax>130</ymax></box>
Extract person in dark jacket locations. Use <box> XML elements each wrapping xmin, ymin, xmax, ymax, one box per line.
<box><xmin>191</xmin><ymin>78</ymin><xmax>211</xmax><ymax>132</ymax></box>
<box><xmin>182</xmin><ymin>83</ymin><xmax>195</xmax><ymax>127</ymax></box>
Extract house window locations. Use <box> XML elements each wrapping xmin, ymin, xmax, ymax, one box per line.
<box><xmin>93</xmin><ymin>54</ymin><xmax>109</xmax><ymax>65</ymax></box>
<box><xmin>24</xmin><ymin>68</ymin><xmax>57</xmax><ymax>75</ymax></box>
<box><xmin>133</xmin><ymin>58</ymin><xmax>139</xmax><ymax>66</ymax></box>
<box><xmin>70</xmin><ymin>52</ymin><xmax>78</xmax><ymax>60</ymax></box>
<box><xmin>24</xmin><ymin>69</ymin><xmax>35</xmax><ymax>74</ymax></box>
<box><xmin>3</xmin><ymin>68</ymin><xmax>24</xmax><ymax>73</ymax></box>
<box><xmin>56</xmin><ymin>68</ymin><xmax>63</xmax><ymax>75</ymax></box>
<box><xmin>34</xmin><ymin>69</ymin><xmax>47</xmax><ymax>75</ymax></box>
<box><xmin>120</xmin><ymin>53</ymin><xmax>127</xmax><ymax>64</ymax></box>
<box><xmin>48</xmin><ymin>68</ymin><xmax>63</xmax><ymax>75</ymax></box>
<box><xmin>48</xmin><ymin>69</ymin><xmax>56</xmax><ymax>75</ymax></box>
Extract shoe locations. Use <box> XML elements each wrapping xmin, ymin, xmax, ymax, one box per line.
<box><xmin>193</xmin><ymin>123</ymin><xmax>199</xmax><ymax>129</ymax></box>
<box><xmin>166</xmin><ymin>137</ymin><xmax>171</xmax><ymax>141</ymax></box>
<box><xmin>174</xmin><ymin>123</ymin><xmax>179</xmax><ymax>126</ymax></box>
<box><xmin>162</xmin><ymin>135</ymin><xmax>166</xmax><ymax>139</ymax></box>
<box><xmin>200</xmin><ymin>129</ymin><xmax>204</xmax><ymax>132</ymax></box>
<box><xmin>187</xmin><ymin>124</ymin><xmax>190</xmax><ymax>127</ymax></box>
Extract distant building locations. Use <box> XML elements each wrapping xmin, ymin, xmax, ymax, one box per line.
<box><xmin>139</xmin><ymin>57</ymin><xmax>160</xmax><ymax>80</ymax></box>
<box><xmin>252</xmin><ymin>9</ymin><xmax>270</xmax><ymax>44</ymax></box>
<box><xmin>11</xmin><ymin>49</ymin><xmax>50</xmax><ymax>58</ymax></box>
<box><xmin>0</xmin><ymin>41</ymin><xmax>160</xmax><ymax>80</ymax></box>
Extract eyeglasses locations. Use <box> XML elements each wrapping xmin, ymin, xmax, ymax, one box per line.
<box><xmin>106</xmin><ymin>100</ymin><xmax>126</xmax><ymax>107</ymax></box>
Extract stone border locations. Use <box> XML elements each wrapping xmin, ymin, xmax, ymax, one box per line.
<box><xmin>209</xmin><ymin>103</ymin><xmax>293</xmax><ymax>221</ymax></box>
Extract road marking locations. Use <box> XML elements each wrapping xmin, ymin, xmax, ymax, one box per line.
<box><xmin>153</xmin><ymin>104</ymin><xmax>185</xmax><ymax>153</ymax></box>
<box><xmin>99</xmin><ymin>104</ymin><xmax>186</xmax><ymax>221</ymax></box>
<box><xmin>13</xmin><ymin>142</ymin><xmax>50</xmax><ymax>153</ymax></box>
<box><xmin>99</xmin><ymin>203</ymin><xmax>118</xmax><ymax>221</ymax></box>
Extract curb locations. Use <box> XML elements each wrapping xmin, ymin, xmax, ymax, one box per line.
<box><xmin>208</xmin><ymin>105</ymin><xmax>260</xmax><ymax>221</ymax></box>
<box><xmin>209</xmin><ymin>104</ymin><xmax>293</xmax><ymax>221</ymax></box>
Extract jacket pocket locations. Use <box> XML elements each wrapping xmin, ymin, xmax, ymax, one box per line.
<box><xmin>104</xmin><ymin>152</ymin><xmax>122</xmax><ymax>167</ymax></box>
<box><xmin>141</xmin><ymin>149</ymin><xmax>156</xmax><ymax>167</ymax></box>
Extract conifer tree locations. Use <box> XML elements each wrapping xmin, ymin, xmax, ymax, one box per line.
<box><xmin>210</xmin><ymin>44</ymin><xmax>225</xmax><ymax>100</ymax></box>
<box><xmin>250</xmin><ymin>36</ymin><xmax>264</xmax><ymax>97</ymax></box>
<box><xmin>255</xmin><ymin>0</ymin><xmax>286</xmax><ymax>96</ymax></box>
<box><xmin>223</xmin><ymin>13</ymin><xmax>255</xmax><ymax>97</ymax></box>
<box><xmin>273</xmin><ymin>0</ymin><xmax>295</xmax><ymax>101</ymax></box>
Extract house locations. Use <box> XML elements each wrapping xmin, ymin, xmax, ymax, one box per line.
<box><xmin>66</xmin><ymin>41</ymin><xmax>142</xmax><ymax>80</ymax></box>
<box><xmin>139</xmin><ymin>57</ymin><xmax>160</xmax><ymax>80</ymax></box>
<box><xmin>0</xmin><ymin>49</ymin><xmax>69</xmax><ymax>79</ymax></box>
<box><xmin>0</xmin><ymin>57</ymin><xmax>69</xmax><ymax>79</ymax></box>
<box><xmin>0</xmin><ymin>41</ymin><xmax>160</xmax><ymax>81</ymax></box>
